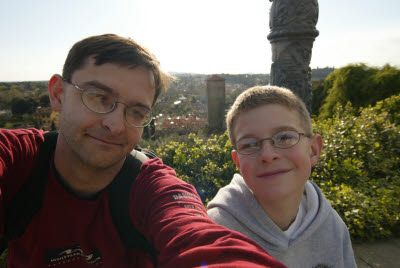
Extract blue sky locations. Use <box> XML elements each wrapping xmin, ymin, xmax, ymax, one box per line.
<box><xmin>0</xmin><ymin>0</ymin><xmax>399</xmax><ymax>81</ymax></box>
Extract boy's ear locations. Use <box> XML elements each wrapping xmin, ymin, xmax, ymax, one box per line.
<box><xmin>309</xmin><ymin>134</ymin><xmax>323</xmax><ymax>167</ymax></box>
<box><xmin>232</xmin><ymin>150</ymin><xmax>241</xmax><ymax>170</ymax></box>
<box><xmin>48</xmin><ymin>74</ymin><xmax>66</xmax><ymax>112</ymax></box>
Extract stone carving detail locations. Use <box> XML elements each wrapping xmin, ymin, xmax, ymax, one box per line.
<box><xmin>269</xmin><ymin>0</ymin><xmax>319</xmax><ymax>33</ymax></box>
<box><xmin>268</xmin><ymin>0</ymin><xmax>319</xmax><ymax>112</ymax></box>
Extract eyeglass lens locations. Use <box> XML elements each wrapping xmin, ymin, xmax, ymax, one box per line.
<box><xmin>81</xmin><ymin>87</ymin><xmax>151</xmax><ymax>127</ymax></box>
<box><xmin>236</xmin><ymin>130</ymin><xmax>301</xmax><ymax>155</ymax></box>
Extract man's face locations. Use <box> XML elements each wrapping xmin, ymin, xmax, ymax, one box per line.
<box><xmin>231</xmin><ymin>104</ymin><xmax>322</xmax><ymax>205</ymax></box>
<box><xmin>54</xmin><ymin>57</ymin><xmax>155</xmax><ymax>171</ymax></box>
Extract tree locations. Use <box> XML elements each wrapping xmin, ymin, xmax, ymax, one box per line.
<box><xmin>318</xmin><ymin>64</ymin><xmax>400</xmax><ymax>118</ymax></box>
<box><xmin>372</xmin><ymin>64</ymin><xmax>400</xmax><ymax>102</ymax></box>
<box><xmin>39</xmin><ymin>95</ymin><xmax>50</xmax><ymax>107</ymax></box>
<box><xmin>11</xmin><ymin>97</ymin><xmax>37</xmax><ymax>115</ymax></box>
<box><xmin>0</xmin><ymin>88</ymin><xmax>23</xmax><ymax>109</ymax></box>
<box><xmin>311</xmin><ymin>79</ymin><xmax>326</xmax><ymax>115</ymax></box>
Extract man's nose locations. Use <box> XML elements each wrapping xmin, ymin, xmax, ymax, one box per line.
<box><xmin>101</xmin><ymin>104</ymin><xmax>126</xmax><ymax>135</ymax></box>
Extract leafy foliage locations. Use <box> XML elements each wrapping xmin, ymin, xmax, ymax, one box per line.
<box><xmin>311</xmin><ymin>78</ymin><xmax>326</xmax><ymax>114</ymax></box>
<box><xmin>312</xmin><ymin>95</ymin><xmax>400</xmax><ymax>240</ymax></box>
<box><xmin>11</xmin><ymin>97</ymin><xmax>37</xmax><ymax>115</ymax></box>
<box><xmin>0</xmin><ymin>81</ymin><xmax>48</xmax><ymax>110</ymax></box>
<box><xmin>152</xmin><ymin>132</ymin><xmax>237</xmax><ymax>204</ymax></box>
<box><xmin>318</xmin><ymin>64</ymin><xmax>400</xmax><ymax>118</ymax></box>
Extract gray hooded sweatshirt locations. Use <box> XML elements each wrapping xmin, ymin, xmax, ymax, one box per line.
<box><xmin>207</xmin><ymin>174</ymin><xmax>356</xmax><ymax>268</ymax></box>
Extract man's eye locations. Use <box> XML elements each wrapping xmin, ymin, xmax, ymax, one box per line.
<box><xmin>92</xmin><ymin>93</ymin><xmax>107</xmax><ymax>101</ymax></box>
<box><xmin>88</xmin><ymin>91</ymin><xmax>105</xmax><ymax>98</ymax></box>
<box><xmin>85</xmin><ymin>89</ymin><xmax>111</xmax><ymax>103</ymax></box>
<box><xmin>86</xmin><ymin>89</ymin><xmax>107</xmax><ymax>98</ymax></box>
<box><xmin>129</xmin><ymin>109</ymin><xmax>145</xmax><ymax>119</ymax></box>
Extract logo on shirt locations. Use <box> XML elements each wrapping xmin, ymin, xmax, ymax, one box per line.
<box><xmin>45</xmin><ymin>244</ymin><xmax>102</xmax><ymax>266</ymax></box>
<box><xmin>171</xmin><ymin>192</ymin><xmax>199</xmax><ymax>201</ymax></box>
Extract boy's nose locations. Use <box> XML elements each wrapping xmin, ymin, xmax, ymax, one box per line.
<box><xmin>101</xmin><ymin>104</ymin><xmax>126</xmax><ymax>135</ymax></box>
<box><xmin>258</xmin><ymin>140</ymin><xmax>280</xmax><ymax>164</ymax></box>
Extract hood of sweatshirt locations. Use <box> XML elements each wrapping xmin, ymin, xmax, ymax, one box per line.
<box><xmin>207</xmin><ymin>173</ymin><xmax>333</xmax><ymax>252</ymax></box>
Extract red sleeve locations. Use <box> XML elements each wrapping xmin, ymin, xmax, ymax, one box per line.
<box><xmin>0</xmin><ymin>128</ymin><xmax>45</xmax><ymax>233</ymax></box>
<box><xmin>130</xmin><ymin>158</ymin><xmax>286</xmax><ymax>268</ymax></box>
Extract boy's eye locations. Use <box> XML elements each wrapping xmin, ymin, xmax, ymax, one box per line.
<box><xmin>237</xmin><ymin>139</ymin><xmax>260</xmax><ymax>150</ymax></box>
<box><xmin>273</xmin><ymin>131</ymin><xmax>298</xmax><ymax>145</ymax></box>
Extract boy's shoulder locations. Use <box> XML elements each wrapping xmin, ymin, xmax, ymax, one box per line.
<box><xmin>207</xmin><ymin>173</ymin><xmax>266</xmax><ymax>225</ymax></box>
<box><xmin>307</xmin><ymin>180</ymin><xmax>348</xmax><ymax>228</ymax></box>
<box><xmin>208</xmin><ymin>174</ymin><xmax>253</xmax><ymax>206</ymax></box>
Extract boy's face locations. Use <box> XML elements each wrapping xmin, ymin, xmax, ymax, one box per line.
<box><xmin>231</xmin><ymin>104</ymin><xmax>322</xmax><ymax>204</ymax></box>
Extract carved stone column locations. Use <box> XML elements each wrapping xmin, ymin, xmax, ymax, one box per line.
<box><xmin>268</xmin><ymin>0</ymin><xmax>319</xmax><ymax>112</ymax></box>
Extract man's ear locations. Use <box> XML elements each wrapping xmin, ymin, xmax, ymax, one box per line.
<box><xmin>232</xmin><ymin>150</ymin><xmax>241</xmax><ymax>170</ymax></box>
<box><xmin>310</xmin><ymin>134</ymin><xmax>323</xmax><ymax>167</ymax></box>
<box><xmin>48</xmin><ymin>74</ymin><xmax>66</xmax><ymax>112</ymax></box>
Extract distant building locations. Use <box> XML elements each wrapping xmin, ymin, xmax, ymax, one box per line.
<box><xmin>206</xmin><ymin>75</ymin><xmax>225</xmax><ymax>130</ymax></box>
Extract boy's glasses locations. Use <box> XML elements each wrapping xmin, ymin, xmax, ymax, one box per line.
<box><xmin>64</xmin><ymin>80</ymin><xmax>152</xmax><ymax>128</ymax></box>
<box><xmin>234</xmin><ymin>130</ymin><xmax>309</xmax><ymax>155</ymax></box>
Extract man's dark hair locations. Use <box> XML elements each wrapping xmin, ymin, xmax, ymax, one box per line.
<box><xmin>62</xmin><ymin>34</ymin><xmax>172</xmax><ymax>105</ymax></box>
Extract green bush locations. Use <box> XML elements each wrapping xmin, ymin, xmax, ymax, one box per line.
<box><xmin>154</xmin><ymin>132</ymin><xmax>237</xmax><ymax>204</ymax></box>
<box><xmin>312</xmin><ymin>94</ymin><xmax>400</xmax><ymax>240</ymax></box>
<box><xmin>318</xmin><ymin>64</ymin><xmax>400</xmax><ymax>118</ymax></box>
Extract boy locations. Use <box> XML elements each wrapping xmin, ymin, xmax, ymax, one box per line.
<box><xmin>207</xmin><ymin>85</ymin><xmax>356</xmax><ymax>268</ymax></box>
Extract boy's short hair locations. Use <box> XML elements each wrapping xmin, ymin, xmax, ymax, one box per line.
<box><xmin>62</xmin><ymin>34</ymin><xmax>173</xmax><ymax>105</ymax></box>
<box><xmin>226</xmin><ymin>85</ymin><xmax>313</xmax><ymax>146</ymax></box>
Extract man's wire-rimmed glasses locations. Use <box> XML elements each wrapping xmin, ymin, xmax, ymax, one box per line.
<box><xmin>64</xmin><ymin>79</ymin><xmax>152</xmax><ymax>128</ymax></box>
<box><xmin>234</xmin><ymin>130</ymin><xmax>309</xmax><ymax>155</ymax></box>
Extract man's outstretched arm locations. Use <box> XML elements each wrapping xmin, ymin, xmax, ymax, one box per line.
<box><xmin>131</xmin><ymin>158</ymin><xmax>286</xmax><ymax>268</ymax></box>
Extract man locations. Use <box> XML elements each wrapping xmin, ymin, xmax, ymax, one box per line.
<box><xmin>0</xmin><ymin>34</ymin><xmax>285</xmax><ymax>267</ymax></box>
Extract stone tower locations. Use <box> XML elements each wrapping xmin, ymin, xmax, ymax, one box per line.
<box><xmin>206</xmin><ymin>75</ymin><xmax>225</xmax><ymax>130</ymax></box>
<box><xmin>268</xmin><ymin>0</ymin><xmax>319</xmax><ymax>112</ymax></box>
